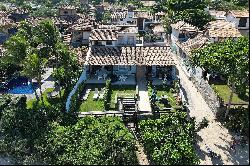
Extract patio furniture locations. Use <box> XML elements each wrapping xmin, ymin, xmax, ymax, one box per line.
<box><xmin>103</xmin><ymin>73</ymin><xmax>108</xmax><ymax>80</ymax></box>
<box><xmin>93</xmin><ymin>88</ymin><xmax>99</xmax><ymax>100</ymax></box>
<box><xmin>98</xmin><ymin>75</ymin><xmax>103</xmax><ymax>80</ymax></box>
<box><xmin>82</xmin><ymin>88</ymin><xmax>91</xmax><ymax>101</ymax></box>
<box><xmin>99</xmin><ymin>88</ymin><xmax>106</xmax><ymax>99</ymax></box>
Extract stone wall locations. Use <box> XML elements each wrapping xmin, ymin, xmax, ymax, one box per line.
<box><xmin>191</xmin><ymin>77</ymin><xmax>220</xmax><ymax>114</ymax></box>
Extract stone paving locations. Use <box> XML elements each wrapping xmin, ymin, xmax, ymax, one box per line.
<box><xmin>173</xmin><ymin>54</ymin><xmax>249</xmax><ymax>165</ymax></box>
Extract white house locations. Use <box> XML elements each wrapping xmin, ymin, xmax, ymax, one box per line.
<box><xmin>209</xmin><ymin>10</ymin><xmax>226</xmax><ymax>20</ymax></box>
<box><xmin>226</xmin><ymin>10</ymin><xmax>249</xmax><ymax>30</ymax></box>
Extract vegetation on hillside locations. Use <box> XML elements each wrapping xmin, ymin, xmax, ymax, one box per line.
<box><xmin>138</xmin><ymin>112</ymin><xmax>199</xmax><ymax>165</ymax></box>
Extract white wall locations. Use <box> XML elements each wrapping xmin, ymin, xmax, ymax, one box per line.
<box><xmin>226</xmin><ymin>14</ymin><xmax>249</xmax><ymax>29</ymax></box>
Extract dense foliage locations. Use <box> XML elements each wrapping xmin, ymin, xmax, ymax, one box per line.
<box><xmin>0</xmin><ymin>95</ymin><xmax>138</xmax><ymax>164</ymax></box>
<box><xmin>158</xmin><ymin>0</ymin><xmax>214</xmax><ymax>30</ymax></box>
<box><xmin>209</xmin><ymin>0</ymin><xmax>249</xmax><ymax>10</ymax></box>
<box><xmin>36</xmin><ymin>116</ymin><xmax>138</xmax><ymax>165</ymax></box>
<box><xmin>190</xmin><ymin>37</ymin><xmax>249</xmax><ymax>97</ymax></box>
<box><xmin>104</xmin><ymin>79</ymin><xmax>111</xmax><ymax>111</ymax></box>
<box><xmin>138</xmin><ymin>112</ymin><xmax>199</xmax><ymax>165</ymax></box>
<box><xmin>217</xmin><ymin>106</ymin><xmax>249</xmax><ymax>137</ymax></box>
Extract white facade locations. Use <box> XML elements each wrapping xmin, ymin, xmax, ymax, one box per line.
<box><xmin>226</xmin><ymin>14</ymin><xmax>249</xmax><ymax>30</ymax></box>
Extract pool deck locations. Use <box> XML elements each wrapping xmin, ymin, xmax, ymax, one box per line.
<box><xmin>8</xmin><ymin>68</ymin><xmax>55</xmax><ymax>100</ymax></box>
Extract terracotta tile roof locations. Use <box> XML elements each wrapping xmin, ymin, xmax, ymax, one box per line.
<box><xmin>86</xmin><ymin>46</ymin><xmax>175</xmax><ymax>66</ymax></box>
<box><xmin>208</xmin><ymin>28</ymin><xmax>242</xmax><ymax>38</ymax></box>
<box><xmin>0</xmin><ymin>11</ymin><xmax>9</xmax><ymax>17</ymax></box>
<box><xmin>111</xmin><ymin>11</ymin><xmax>127</xmax><ymax>20</ymax></box>
<box><xmin>176</xmin><ymin>34</ymin><xmax>209</xmax><ymax>56</ymax></box>
<box><xmin>72</xmin><ymin>46</ymin><xmax>89</xmax><ymax>65</ymax></box>
<box><xmin>89</xmin><ymin>29</ymin><xmax>118</xmax><ymax>41</ymax></box>
<box><xmin>67</xmin><ymin>17</ymin><xmax>93</xmax><ymax>31</ymax></box>
<box><xmin>171</xmin><ymin>21</ymin><xmax>198</xmax><ymax>32</ymax></box>
<box><xmin>205</xmin><ymin>20</ymin><xmax>242</xmax><ymax>38</ymax></box>
<box><xmin>228</xmin><ymin>10</ymin><xmax>249</xmax><ymax>18</ymax></box>
<box><xmin>24</xmin><ymin>17</ymin><xmax>46</xmax><ymax>26</ymax></box>
<box><xmin>0</xmin><ymin>17</ymin><xmax>15</xmax><ymax>28</ymax></box>
<box><xmin>205</xmin><ymin>20</ymin><xmax>235</xmax><ymax>29</ymax></box>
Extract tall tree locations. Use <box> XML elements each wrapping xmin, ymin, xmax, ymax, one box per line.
<box><xmin>190</xmin><ymin>37</ymin><xmax>249</xmax><ymax>117</ymax></box>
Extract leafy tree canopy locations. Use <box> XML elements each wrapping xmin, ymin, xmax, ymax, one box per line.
<box><xmin>190</xmin><ymin>37</ymin><xmax>249</xmax><ymax>96</ymax></box>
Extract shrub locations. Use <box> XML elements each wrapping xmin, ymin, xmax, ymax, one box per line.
<box><xmin>138</xmin><ymin>112</ymin><xmax>199</xmax><ymax>165</ymax></box>
<box><xmin>225</xmin><ymin>106</ymin><xmax>249</xmax><ymax>137</ymax></box>
<box><xmin>36</xmin><ymin>117</ymin><xmax>138</xmax><ymax>165</ymax></box>
<box><xmin>104</xmin><ymin>79</ymin><xmax>111</xmax><ymax>111</ymax></box>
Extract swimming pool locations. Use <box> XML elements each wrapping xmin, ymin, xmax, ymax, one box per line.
<box><xmin>0</xmin><ymin>77</ymin><xmax>39</xmax><ymax>94</ymax></box>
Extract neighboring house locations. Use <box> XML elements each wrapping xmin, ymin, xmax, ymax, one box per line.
<box><xmin>204</xmin><ymin>20</ymin><xmax>242</xmax><ymax>43</ymax></box>
<box><xmin>175</xmin><ymin>33</ymin><xmax>209</xmax><ymax>79</ymax></box>
<box><xmin>226</xmin><ymin>10</ymin><xmax>249</xmax><ymax>30</ymax></box>
<box><xmin>8</xmin><ymin>8</ymin><xmax>29</xmax><ymax>22</ymax></box>
<box><xmin>89</xmin><ymin>25</ymin><xmax>138</xmax><ymax>47</ymax></box>
<box><xmin>66</xmin><ymin>16</ymin><xmax>96</xmax><ymax>47</ymax></box>
<box><xmin>170</xmin><ymin>21</ymin><xmax>199</xmax><ymax>51</ymax></box>
<box><xmin>58</xmin><ymin>5</ymin><xmax>78</xmax><ymax>20</ymax></box>
<box><xmin>133</xmin><ymin>10</ymin><xmax>154</xmax><ymax>31</ymax></box>
<box><xmin>209</xmin><ymin>10</ymin><xmax>226</xmax><ymax>20</ymax></box>
<box><xmin>0</xmin><ymin>12</ymin><xmax>16</xmax><ymax>44</ymax></box>
<box><xmin>226</xmin><ymin>10</ymin><xmax>249</xmax><ymax>36</ymax></box>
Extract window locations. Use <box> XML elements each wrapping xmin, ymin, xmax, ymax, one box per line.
<box><xmin>238</xmin><ymin>17</ymin><xmax>247</xmax><ymax>27</ymax></box>
<box><xmin>128</xmin><ymin>36</ymin><xmax>134</xmax><ymax>45</ymax></box>
<box><xmin>97</xmin><ymin>41</ymin><xmax>102</xmax><ymax>46</ymax></box>
<box><xmin>178</xmin><ymin>32</ymin><xmax>185</xmax><ymax>38</ymax></box>
<box><xmin>118</xmin><ymin>36</ymin><xmax>123</xmax><ymax>45</ymax></box>
<box><xmin>106</xmin><ymin>41</ymin><xmax>112</xmax><ymax>45</ymax></box>
<box><xmin>63</xmin><ymin>11</ymin><xmax>68</xmax><ymax>15</ymax></box>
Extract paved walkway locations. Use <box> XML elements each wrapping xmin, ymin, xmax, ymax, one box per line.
<box><xmin>173</xmin><ymin>54</ymin><xmax>249</xmax><ymax>165</ymax></box>
<box><xmin>137</xmin><ymin>77</ymin><xmax>152</xmax><ymax>114</ymax></box>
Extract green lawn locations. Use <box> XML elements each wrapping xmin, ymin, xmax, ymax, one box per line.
<box><xmin>79</xmin><ymin>90</ymin><xmax>105</xmax><ymax>112</ymax></box>
<box><xmin>110</xmin><ymin>85</ymin><xmax>136</xmax><ymax>110</ymax></box>
<box><xmin>212</xmin><ymin>84</ymin><xmax>249</xmax><ymax>104</ymax></box>
<box><xmin>152</xmin><ymin>86</ymin><xmax>178</xmax><ymax>109</ymax></box>
<box><xmin>26</xmin><ymin>88</ymin><xmax>54</xmax><ymax>109</ymax></box>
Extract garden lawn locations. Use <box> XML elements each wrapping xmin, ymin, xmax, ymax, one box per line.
<box><xmin>26</xmin><ymin>88</ymin><xmax>54</xmax><ymax>109</ymax></box>
<box><xmin>213</xmin><ymin>84</ymin><xmax>249</xmax><ymax>104</ymax></box>
<box><xmin>110</xmin><ymin>85</ymin><xmax>136</xmax><ymax>110</ymax></box>
<box><xmin>154</xmin><ymin>86</ymin><xmax>178</xmax><ymax>109</ymax></box>
<box><xmin>80</xmin><ymin>91</ymin><xmax>105</xmax><ymax>112</ymax></box>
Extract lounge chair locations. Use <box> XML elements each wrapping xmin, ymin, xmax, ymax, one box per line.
<box><xmin>93</xmin><ymin>88</ymin><xmax>99</xmax><ymax>100</ymax></box>
<box><xmin>82</xmin><ymin>88</ymin><xmax>91</xmax><ymax>101</ymax></box>
<box><xmin>99</xmin><ymin>88</ymin><xmax>106</xmax><ymax>99</ymax></box>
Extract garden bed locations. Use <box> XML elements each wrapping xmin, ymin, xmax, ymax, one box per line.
<box><xmin>148</xmin><ymin>85</ymin><xmax>179</xmax><ymax>110</ymax></box>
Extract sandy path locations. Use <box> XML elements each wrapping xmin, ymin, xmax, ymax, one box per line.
<box><xmin>173</xmin><ymin>54</ymin><xmax>249</xmax><ymax>165</ymax></box>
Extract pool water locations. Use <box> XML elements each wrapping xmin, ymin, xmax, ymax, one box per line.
<box><xmin>1</xmin><ymin>77</ymin><xmax>39</xmax><ymax>94</ymax></box>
